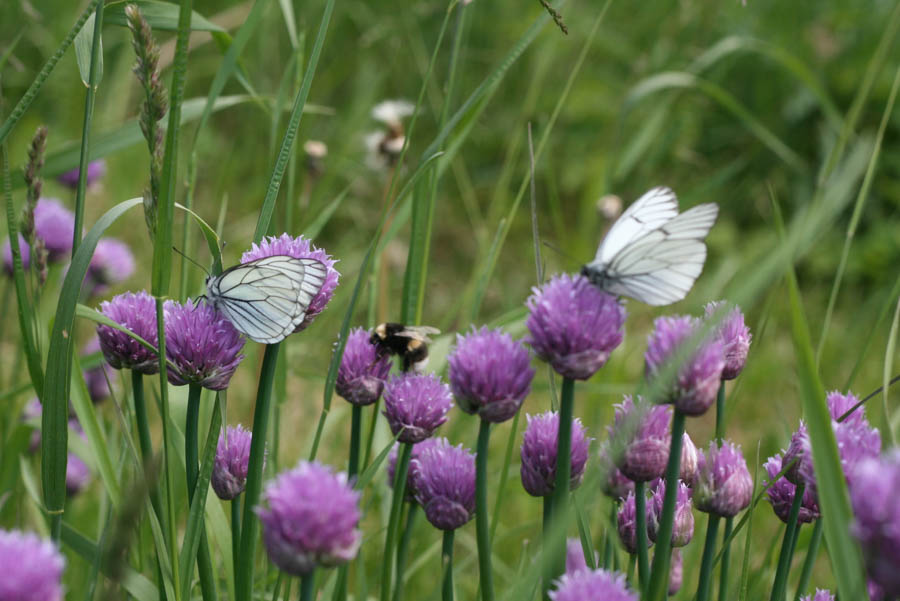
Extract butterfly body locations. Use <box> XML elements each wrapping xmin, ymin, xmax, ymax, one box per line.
<box><xmin>371</xmin><ymin>322</ymin><xmax>440</xmax><ymax>372</ymax></box>
<box><xmin>205</xmin><ymin>255</ymin><xmax>327</xmax><ymax>344</ymax></box>
<box><xmin>581</xmin><ymin>187</ymin><xmax>718</xmax><ymax>306</ymax></box>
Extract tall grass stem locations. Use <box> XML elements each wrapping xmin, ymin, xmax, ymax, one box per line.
<box><xmin>186</xmin><ymin>384</ymin><xmax>218</xmax><ymax>601</ymax></box>
<box><xmin>380</xmin><ymin>442</ymin><xmax>412</xmax><ymax>601</ymax></box>
<box><xmin>718</xmin><ymin>517</ymin><xmax>734</xmax><ymax>601</ymax></box>
<box><xmin>634</xmin><ymin>480</ymin><xmax>649</xmax><ymax>591</ymax></box>
<box><xmin>793</xmin><ymin>519</ymin><xmax>823</xmax><ymax>600</ymax></box>
<box><xmin>442</xmin><ymin>529</ymin><xmax>455</xmax><ymax>601</ymax></box>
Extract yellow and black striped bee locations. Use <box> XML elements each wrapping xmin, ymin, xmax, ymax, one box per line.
<box><xmin>371</xmin><ymin>323</ymin><xmax>440</xmax><ymax>372</ymax></box>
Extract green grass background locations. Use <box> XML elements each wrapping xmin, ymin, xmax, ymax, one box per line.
<box><xmin>1</xmin><ymin>0</ymin><xmax>898</xmax><ymax>598</ymax></box>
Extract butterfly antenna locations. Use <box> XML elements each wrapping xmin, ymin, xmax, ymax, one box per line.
<box><xmin>172</xmin><ymin>246</ymin><xmax>210</xmax><ymax>277</ymax></box>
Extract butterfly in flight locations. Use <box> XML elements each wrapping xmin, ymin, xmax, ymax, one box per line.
<box><xmin>581</xmin><ymin>187</ymin><xmax>718</xmax><ymax>306</ymax></box>
<box><xmin>205</xmin><ymin>255</ymin><xmax>327</xmax><ymax>344</ymax></box>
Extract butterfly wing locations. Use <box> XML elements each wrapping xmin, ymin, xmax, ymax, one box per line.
<box><xmin>593</xmin><ymin>186</ymin><xmax>679</xmax><ymax>265</ymax></box>
<box><xmin>209</xmin><ymin>256</ymin><xmax>327</xmax><ymax>344</ymax></box>
<box><xmin>596</xmin><ymin>203</ymin><xmax>719</xmax><ymax>306</ymax></box>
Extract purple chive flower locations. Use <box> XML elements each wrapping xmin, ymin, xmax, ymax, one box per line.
<box><xmin>782</xmin><ymin>423</ymin><xmax>810</xmax><ymax>486</ymax></box>
<box><xmin>163</xmin><ymin>299</ymin><xmax>245</xmax><ymax>390</ymax></box>
<box><xmin>763</xmin><ymin>453</ymin><xmax>819</xmax><ymax>524</ymax></box>
<box><xmin>335</xmin><ymin>327</ymin><xmax>392</xmax><ymax>406</ymax></box>
<box><xmin>826</xmin><ymin>390</ymin><xmax>865</xmax><ymax>426</ymax></box>
<box><xmin>33</xmin><ymin>198</ymin><xmax>77</xmax><ymax>261</ymax></box>
<box><xmin>694</xmin><ymin>440</ymin><xmax>752</xmax><ymax>518</ymax></box>
<box><xmin>566</xmin><ymin>539</ymin><xmax>592</xmax><ymax>574</ymax></box>
<box><xmin>869</xmin><ymin>580</ymin><xmax>886</xmax><ymax>601</ymax></box>
<box><xmin>705</xmin><ymin>301</ymin><xmax>751</xmax><ymax>380</ymax></box>
<box><xmin>681</xmin><ymin>433</ymin><xmax>700</xmax><ymax>487</ymax></box>
<box><xmin>241</xmin><ymin>233</ymin><xmax>339</xmax><ymax>332</ymax></box>
<box><xmin>520</xmin><ymin>411</ymin><xmax>591</xmax><ymax>497</ymax></box>
<box><xmin>84</xmin><ymin>238</ymin><xmax>135</xmax><ymax>297</ymax></box>
<box><xmin>413</xmin><ymin>439</ymin><xmax>476</xmax><ymax>530</ymax></box>
<box><xmin>610</xmin><ymin>396</ymin><xmax>672</xmax><ymax>482</ymax></box>
<box><xmin>648</xmin><ymin>478</ymin><xmax>694</xmax><ymax>546</ymax></box>
<box><xmin>617</xmin><ymin>491</ymin><xmax>650</xmax><ymax>554</ymax></box>
<box><xmin>598</xmin><ymin>442</ymin><xmax>634</xmax><ymax>500</ymax></box>
<box><xmin>798</xmin><ymin>419</ymin><xmax>881</xmax><ymax>499</ymax></box>
<box><xmin>96</xmin><ymin>290</ymin><xmax>160</xmax><ymax>374</ymax></box>
<box><xmin>57</xmin><ymin>159</ymin><xmax>106</xmax><ymax>189</ymax></box>
<box><xmin>382</xmin><ymin>373</ymin><xmax>453</xmax><ymax>444</ymax></box>
<box><xmin>387</xmin><ymin>438</ymin><xmax>444</xmax><ymax>502</ymax></box>
<box><xmin>644</xmin><ymin>315</ymin><xmax>724</xmax><ymax>416</ymax></box>
<box><xmin>849</xmin><ymin>452</ymin><xmax>900</xmax><ymax>598</ymax></box>
<box><xmin>448</xmin><ymin>326</ymin><xmax>534</xmax><ymax>423</ymax></box>
<box><xmin>3</xmin><ymin>234</ymin><xmax>30</xmax><ymax>275</ymax></box>
<box><xmin>82</xmin><ymin>337</ymin><xmax>111</xmax><ymax>403</ymax></box>
<box><xmin>0</xmin><ymin>529</ymin><xmax>65</xmax><ymax>601</ymax></box>
<box><xmin>550</xmin><ymin>568</ymin><xmax>637</xmax><ymax>601</ymax></box>
<box><xmin>669</xmin><ymin>549</ymin><xmax>683</xmax><ymax>595</ymax></box>
<box><xmin>212</xmin><ymin>425</ymin><xmax>254</xmax><ymax>501</ymax></box>
<box><xmin>799</xmin><ymin>590</ymin><xmax>835</xmax><ymax>601</ymax></box>
<box><xmin>526</xmin><ymin>273</ymin><xmax>626</xmax><ymax>380</ymax></box>
<box><xmin>257</xmin><ymin>461</ymin><xmax>361</xmax><ymax>575</ymax></box>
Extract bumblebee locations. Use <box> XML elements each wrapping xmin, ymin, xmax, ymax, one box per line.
<box><xmin>371</xmin><ymin>323</ymin><xmax>440</xmax><ymax>372</ymax></box>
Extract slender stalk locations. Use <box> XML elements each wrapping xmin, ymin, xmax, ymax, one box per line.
<box><xmin>334</xmin><ymin>405</ymin><xmax>364</xmax><ymax>601</ymax></box>
<box><xmin>793</xmin><ymin>520</ymin><xmax>823</xmax><ymax>600</ymax></box>
<box><xmin>475</xmin><ymin>420</ymin><xmax>495</xmax><ymax>601</ymax></box>
<box><xmin>231</xmin><ymin>496</ymin><xmax>242</xmax><ymax>581</ymax></box>
<box><xmin>186</xmin><ymin>385</ymin><xmax>218</xmax><ymax>601</ymax></box>
<box><xmin>696</xmin><ymin>515</ymin><xmax>722</xmax><ymax>601</ymax></box>
<box><xmin>715</xmin><ymin>382</ymin><xmax>726</xmax><ymax>441</ymax></box>
<box><xmin>442</xmin><ymin>529</ymin><xmax>455</xmax><ymax>601</ymax></box>
<box><xmin>299</xmin><ymin>571</ymin><xmax>315</xmax><ymax>601</ymax></box>
<box><xmin>71</xmin><ymin>0</ymin><xmax>104</xmax><ymax>256</ymax></box>
<box><xmin>645</xmin><ymin>410</ymin><xmax>686</xmax><ymax>601</ymax></box>
<box><xmin>380</xmin><ymin>443</ymin><xmax>412</xmax><ymax>601</ymax></box>
<box><xmin>541</xmin><ymin>495</ymin><xmax>554</xmax><ymax>600</ymax></box>
<box><xmin>634</xmin><ymin>480</ymin><xmax>649</xmax><ymax>591</ymax></box>
<box><xmin>236</xmin><ymin>343</ymin><xmax>282</xmax><ymax>601</ymax></box>
<box><xmin>770</xmin><ymin>483</ymin><xmax>805</xmax><ymax>601</ymax></box>
<box><xmin>393</xmin><ymin>503</ymin><xmax>420</xmax><ymax>601</ymax></box>
<box><xmin>549</xmin><ymin>377</ymin><xmax>575</xmax><ymax>585</ymax></box>
<box><xmin>626</xmin><ymin>553</ymin><xmax>636</xmax><ymax>586</ymax></box>
<box><xmin>490</xmin><ymin>409</ymin><xmax>521</xmax><ymax>543</ymax></box>
<box><xmin>718</xmin><ymin>517</ymin><xmax>734</xmax><ymax>601</ymax></box>
<box><xmin>361</xmin><ymin>399</ymin><xmax>381</xmax><ymax>470</ymax></box>
<box><xmin>603</xmin><ymin>504</ymin><xmax>615</xmax><ymax>569</ymax></box>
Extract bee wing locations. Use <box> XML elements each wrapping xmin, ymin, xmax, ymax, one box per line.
<box><xmin>396</xmin><ymin>325</ymin><xmax>440</xmax><ymax>342</ymax></box>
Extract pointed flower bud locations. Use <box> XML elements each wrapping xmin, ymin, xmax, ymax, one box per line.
<box><xmin>648</xmin><ymin>478</ymin><xmax>694</xmax><ymax>547</ymax></box>
<box><xmin>520</xmin><ymin>411</ymin><xmax>591</xmax><ymax>497</ymax></box>
<box><xmin>241</xmin><ymin>234</ymin><xmax>339</xmax><ymax>332</ymax></box>
<box><xmin>258</xmin><ymin>461</ymin><xmax>361</xmax><ymax>575</ymax></box>
<box><xmin>526</xmin><ymin>273</ymin><xmax>626</xmax><ymax>381</ymax></box>
<box><xmin>96</xmin><ymin>290</ymin><xmax>159</xmax><ymax>374</ymax></box>
<box><xmin>694</xmin><ymin>440</ymin><xmax>752</xmax><ymax>518</ymax></box>
<box><xmin>610</xmin><ymin>396</ymin><xmax>672</xmax><ymax>482</ymax></box>
<box><xmin>413</xmin><ymin>439</ymin><xmax>476</xmax><ymax>530</ymax></box>
<box><xmin>644</xmin><ymin>315</ymin><xmax>724</xmax><ymax>415</ymax></box>
<box><xmin>763</xmin><ymin>453</ymin><xmax>819</xmax><ymax>524</ymax></box>
<box><xmin>680</xmin><ymin>433</ymin><xmax>700</xmax><ymax>487</ymax></box>
<box><xmin>212</xmin><ymin>425</ymin><xmax>254</xmax><ymax>500</ymax></box>
<box><xmin>0</xmin><ymin>529</ymin><xmax>65</xmax><ymax>601</ymax></box>
<box><xmin>616</xmin><ymin>491</ymin><xmax>649</xmax><ymax>554</ymax></box>
<box><xmin>382</xmin><ymin>373</ymin><xmax>453</xmax><ymax>443</ymax></box>
<box><xmin>705</xmin><ymin>301</ymin><xmax>751</xmax><ymax>380</ymax></box>
<box><xmin>336</xmin><ymin>327</ymin><xmax>391</xmax><ymax>406</ymax></box>
<box><xmin>163</xmin><ymin>299</ymin><xmax>245</xmax><ymax>390</ymax></box>
<box><xmin>550</xmin><ymin>568</ymin><xmax>637</xmax><ymax>601</ymax></box>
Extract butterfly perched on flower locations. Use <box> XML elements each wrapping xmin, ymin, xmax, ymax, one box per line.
<box><xmin>205</xmin><ymin>255</ymin><xmax>327</xmax><ymax>344</ymax></box>
<box><xmin>581</xmin><ymin>187</ymin><xmax>718</xmax><ymax>306</ymax></box>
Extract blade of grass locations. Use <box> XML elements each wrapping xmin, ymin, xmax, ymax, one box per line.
<box><xmin>845</xmin><ymin>274</ymin><xmax>900</xmax><ymax>390</ymax></box>
<box><xmin>74</xmin><ymin>11</ymin><xmax>104</xmax><ymax>87</ymax></box>
<box><xmin>772</xmin><ymin>192</ymin><xmax>869</xmax><ymax>601</ymax></box>
<box><xmin>253</xmin><ymin>0</ymin><xmax>335</xmax><ymax>242</ymax></box>
<box><xmin>104</xmin><ymin>0</ymin><xmax>225</xmax><ymax>31</ymax></box>
<box><xmin>0</xmin><ymin>0</ymin><xmax>103</xmax><ymax>144</ymax></box>
<box><xmin>882</xmin><ymin>295</ymin><xmax>900</xmax><ymax>446</ymax></box>
<box><xmin>816</xmin><ymin>64</ymin><xmax>900</xmax><ymax>366</ymax></box>
<box><xmin>738</xmin><ymin>444</ymin><xmax>761</xmax><ymax>601</ymax></box>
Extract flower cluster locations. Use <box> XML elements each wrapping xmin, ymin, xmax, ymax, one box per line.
<box><xmin>648</xmin><ymin>479</ymin><xmax>694</xmax><ymax>547</ymax></box>
<box><xmin>96</xmin><ymin>291</ymin><xmax>159</xmax><ymax>374</ymax></box>
<box><xmin>336</xmin><ymin>327</ymin><xmax>392</xmax><ymax>406</ymax></box>
<box><xmin>383</xmin><ymin>373</ymin><xmax>453</xmax><ymax>443</ymax></box>
<box><xmin>0</xmin><ymin>529</ymin><xmax>65</xmax><ymax>601</ymax></box>
<box><xmin>694</xmin><ymin>440</ymin><xmax>752</xmax><ymax>518</ymax></box>
<box><xmin>704</xmin><ymin>300</ymin><xmax>751</xmax><ymax>380</ymax></box>
<box><xmin>520</xmin><ymin>411</ymin><xmax>590</xmax><ymax>497</ymax></box>
<box><xmin>212</xmin><ymin>425</ymin><xmax>254</xmax><ymax>501</ymax></box>
<box><xmin>610</xmin><ymin>396</ymin><xmax>672</xmax><ymax>482</ymax></box>
<box><xmin>550</xmin><ymin>568</ymin><xmax>637</xmax><ymax>601</ymax></box>
<box><xmin>387</xmin><ymin>437</ymin><xmax>445</xmax><ymax>502</ymax></box>
<box><xmin>413</xmin><ymin>439</ymin><xmax>476</xmax><ymax>530</ymax></box>
<box><xmin>763</xmin><ymin>453</ymin><xmax>820</xmax><ymax>524</ymax></box>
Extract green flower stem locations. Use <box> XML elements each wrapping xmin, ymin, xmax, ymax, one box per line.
<box><xmin>646</xmin><ymin>409</ymin><xmax>686</xmax><ymax>601</ymax></box>
<box><xmin>770</xmin><ymin>483</ymin><xmax>805</xmax><ymax>601</ymax></box>
<box><xmin>380</xmin><ymin>442</ymin><xmax>413</xmax><ymax>601</ymax></box>
<box><xmin>718</xmin><ymin>516</ymin><xmax>734</xmax><ymax>601</ymax></box>
<box><xmin>393</xmin><ymin>503</ymin><xmax>420</xmax><ymax>601</ymax></box>
<box><xmin>475</xmin><ymin>420</ymin><xmax>495</xmax><ymax>601</ymax></box>
<box><xmin>335</xmin><ymin>405</ymin><xmax>365</xmax><ymax>601</ymax></box>
<box><xmin>626</xmin><ymin>553</ymin><xmax>636</xmax><ymax>586</ymax></box>
<box><xmin>634</xmin><ymin>480</ymin><xmax>649</xmax><ymax>591</ymax></box>
<box><xmin>236</xmin><ymin>342</ymin><xmax>282</xmax><ymax>601</ymax></box>
<box><xmin>793</xmin><ymin>519</ymin><xmax>823</xmax><ymax>600</ymax></box>
<box><xmin>361</xmin><ymin>399</ymin><xmax>382</xmax><ymax>470</ymax></box>
<box><xmin>186</xmin><ymin>384</ymin><xmax>218</xmax><ymax>601</ymax></box>
<box><xmin>541</xmin><ymin>495</ymin><xmax>554</xmax><ymax>600</ymax></box>
<box><xmin>299</xmin><ymin>571</ymin><xmax>315</xmax><ymax>601</ymax></box>
<box><xmin>715</xmin><ymin>382</ymin><xmax>726</xmax><ymax>441</ymax></box>
<box><xmin>696</xmin><ymin>514</ymin><xmax>722</xmax><ymax>601</ymax></box>
<box><xmin>490</xmin><ymin>409</ymin><xmax>522</xmax><ymax>543</ymax></box>
<box><xmin>442</xmin><ymin>529</ymin><xmax>455</xmax><ymax>601</ymax></box>
<box><xmin>231</xmin><ymin>497</ymin><xmax>242</xmax><ymax>584</ymax></box>
<box><xmin>603</xmin><ymin>504</ymin><xmax>615</xmax><ymax>569</ymax></box>
<box><xmin>549</xmin><ymin>377</ymin><xmax>575</xmax><ymax>585</ymax></box>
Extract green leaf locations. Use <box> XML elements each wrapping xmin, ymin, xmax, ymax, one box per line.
<box><xmin>41</xmin><ymin>198</ymin><xmax>142</xmax><ymax>523</ymax></box>
<box><xmin>175</xmin><ymin>202</ymin><xmax>223</xmax><ymax>275</ymax></box>
<box><xmin>103</xmin><ymin>0</ymin><xmax>225</xmax><ymax>32</ymax></box>
<box><xmin>74</xmin><ymin>12</ymin><xmax>103</xmax><ymax>87</ymax></box>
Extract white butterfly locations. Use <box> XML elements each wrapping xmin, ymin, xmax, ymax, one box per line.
<box><xmin>581</xmin><ymin>187</ymin><xmax>718</xmax><ymax>306</ymax></box>
<box><xmin>205</xmin><ymin>255</ymin><xmax>327</xmax><ymax>344</ymax></box>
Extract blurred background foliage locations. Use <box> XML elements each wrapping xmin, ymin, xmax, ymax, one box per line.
<box><xmin>1</xmin><ymin>0</ymin><xmax>898</xmax><ymax>598</ymax></box>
